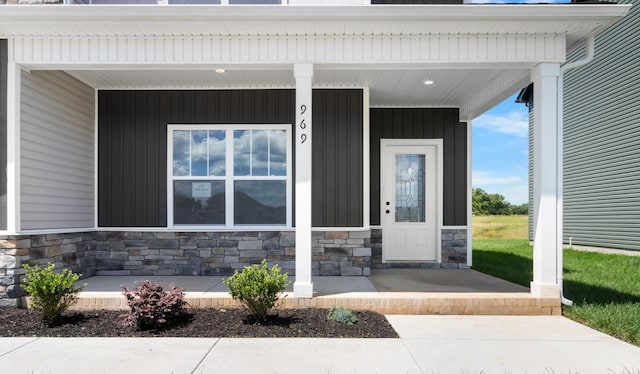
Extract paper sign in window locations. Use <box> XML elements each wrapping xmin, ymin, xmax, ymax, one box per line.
<box><xmin>192</xmin><ymin>182</ymin><xmax>212</xmax><ymax>198</ymax></box>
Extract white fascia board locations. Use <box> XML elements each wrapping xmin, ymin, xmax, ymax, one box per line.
<box><xmin>0</xmin><ymin>4</ymin><xmax>630</xmax><ymax>38</ymax></box>
<box><xmin>0</xmin><ymin>4</ymin><xmax>630</xmax><ymax>23</ymax></box>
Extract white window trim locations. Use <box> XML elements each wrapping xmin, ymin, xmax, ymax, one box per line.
<box><xmin>167</xmin><ymin>124</ymin><xmax>292</xmax><ymax>230</ymax></box>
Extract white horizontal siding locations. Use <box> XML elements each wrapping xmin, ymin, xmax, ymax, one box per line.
<box><xmin>12</xmin><ymin>34</ymin><xmax>565</xmax><ymax>66</ymax></box>
<box><xmin>20</xmin><ymin>70</ymin><xmax>95</xmax><ymax>230</ymax></box>
<box><xmin>562</xmin><ymin>0</ymin><xmax>640</xmax><ymax>251</ymax></box>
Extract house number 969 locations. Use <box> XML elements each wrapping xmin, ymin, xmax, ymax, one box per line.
<box><xmin>299</xmin><ymin>104</ymin><xmax>308</xmax><ymax>144</ymax></box>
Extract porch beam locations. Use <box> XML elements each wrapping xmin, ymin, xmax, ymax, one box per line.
<box><xmin>11</xmin><ymin>35</ymin><xmax>566</xmax><ymax>68</ymax></box>
<box><xmin>293</xmin><ymin>62</ymin><xmax>313</xmax><ymax>298</ymax></box>
<box><xmin>531</xmin><ymin>62</ymin><xmax>561</xmax><ymax>298</ymax></box>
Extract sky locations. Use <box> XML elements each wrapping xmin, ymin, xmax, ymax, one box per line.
<box><xmin>472</xmin><ymin>93</ymin><xmax>529</xmax><ymax>205</ymax></box>
<box><xmin>469</xmin><ymin>0</ymin><xmax>569</xmax><ymax>206</ymax></box>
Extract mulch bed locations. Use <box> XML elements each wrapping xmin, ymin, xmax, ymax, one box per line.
<box><xmin>0</xmin><ymin>307</ymin><xmax>398</xmax><ymax>338</ymax></box>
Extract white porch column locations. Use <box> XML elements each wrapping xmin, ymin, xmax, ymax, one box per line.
<box><xmin>293</xmin><ymin>63</ymin><xmax>314</xmax><ymax>298</ymax></box>
<box><xmin>531</xmin><ymin>63</ymin><xmax>561</xmax><ymax>298</ymax></box>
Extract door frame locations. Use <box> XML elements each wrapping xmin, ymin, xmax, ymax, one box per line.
<box><xmin>380</xmin><ymin>138</ymin><xmax>443</xmax><ymax>263</ymax></box>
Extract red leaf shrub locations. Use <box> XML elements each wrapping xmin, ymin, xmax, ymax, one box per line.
<box><xmin>121</xmin><ymin>281</ymin><xmax>187</xmax><ymax>330</ymax></box>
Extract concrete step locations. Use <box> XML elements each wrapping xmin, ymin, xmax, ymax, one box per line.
<box><xmin>69</xmin><ymin>291</ymin><xmax>561</xmax><ymax>315</ymax></box>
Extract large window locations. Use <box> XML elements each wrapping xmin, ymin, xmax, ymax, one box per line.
<box><xmin>168</xmin><ymin>125</ymin><xmax>291</xmax><ymax>228</ymax></box>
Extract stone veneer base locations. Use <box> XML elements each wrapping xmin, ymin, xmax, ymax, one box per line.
<box><xmin>371</xmin><ymin>228</ymin><xmax>469</xmax><ymax>269</ymax></box>
<box><xmin>0</xmin><ymin>230</ymin><xmax>372</xmax><ymax>304</ymax></box>
<box><xmin>2</xmin><ymin>228</ymin><xmax>468</xmax><ymax>304</ymax></box>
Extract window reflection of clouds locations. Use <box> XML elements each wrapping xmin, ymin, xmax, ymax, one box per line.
<box><xmin>234</xmin><ymin>130</ymin><xmax>251</xmax><ymax>176</ymax></box>
<box><xmin>234</xmin><ymin>129</ymin><xmax>287</xmax><ymax>176</ymax></box>
<box><xmin>208</xmin><ymin>131</ymin><xmax>226</xmax><ymax>176</ymax></box>
<box><xmin>252</xmin><ymin>130</ymin><xmax>269</xmax><ymax>176</ymax></box>
<box><xmin>173</xmin><ymin>130</ymin><xmax>190</xmax><ymax>176</ymax></box>
<box><xmin>270</xmin><ymin>130</ymin><xmax>287</xmax><ymax>176</ymax></box>
<box><xmin>191</xmin><ymin>130</ymin><xmax>208</xmax><ymax>176</ymax></box>
<box><xmin>174</xmin><ymin>130</ymin><xmax>226</xmax><ymax>177</ymax></box>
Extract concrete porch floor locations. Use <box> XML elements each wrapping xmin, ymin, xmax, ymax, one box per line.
<box><xmin>71</xmin><ymin>268</ymin><xmax>561</xmax><ymax>315</ymax></box>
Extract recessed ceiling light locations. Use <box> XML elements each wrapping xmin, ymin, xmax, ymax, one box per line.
<box><xmin>215</xmin><ymin>68</ymin><xmax>226</xmax><ymax>74</ymax></box>
<box><xmin>423</xmin><ymin>78</ymin><xmax>434</xmax><ymax>85</ymax></box>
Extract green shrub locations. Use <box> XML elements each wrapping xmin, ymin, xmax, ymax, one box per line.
<box><xmin>122</xmin><ymin>280</ymin><xmax>187</xmax><ymax>331</ymax></box>
<box><xmin>327</xmin><ymin>306</ymin><xmax>358</xmax><ymax>325</ymax></box>
<box><xmin>21</xmin><ymin>263</ymin><xmax>86</xmax><ymax>321</ymax></box>
<box><xmin>223</xmin><ymin>260</ymin><xmax>290</xmax><ymax>321</ymax></box>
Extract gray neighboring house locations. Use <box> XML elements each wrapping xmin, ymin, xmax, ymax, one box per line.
<box><xmin>520</xmin><ymin>0</ymin><xmax>639</xmax><ymax>251</ymax></box>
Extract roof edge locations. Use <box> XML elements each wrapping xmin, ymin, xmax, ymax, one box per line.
<box><xmin>0</xmin><ymin>4</ymin><xmax>631</xmax><ymax>23</ymax></box>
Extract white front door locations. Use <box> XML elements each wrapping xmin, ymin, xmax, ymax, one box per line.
<box><xmin>381</xmin><ymin>139</ymin><xmax>441</xmax><ymax>262</ymax></box>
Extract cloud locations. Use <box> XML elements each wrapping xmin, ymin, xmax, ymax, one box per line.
<box><xmin>475</xmin><ymin>175</ymin><xmax>523</xmax><ymax>185</ymax></box>
<box><xmin>473</xmin><ymin>171</ymin><xmax>523</xmax><ymax>185</ymax></box>
<box><xmin>473</xmin><ymin>111</ymin><xmax>528</xmax><ymax>138</ymax></box>
<box><xmin>498</xmin><ymin>184</ymin><xmax>529</xmax><ymax>205</ymax></box>
<box><xmin>473</xmin><ymin>171</ymin><xmax>528</xmax><ymax>204</ymax></box>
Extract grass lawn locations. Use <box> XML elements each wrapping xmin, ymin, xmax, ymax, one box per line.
<box><xmin>473</xmin><ymin>215</ymin><xmax>528</xmax><ymax>240</ymax></box>
<box><xmin>472</xmin><ymin>215</ymin><xmax>640</xmax><ymax>346</ymax></box>
<box><xmin>472</xmin><ymin>239</ymin><xmax>532</xmax><ymax>288</ymax></box>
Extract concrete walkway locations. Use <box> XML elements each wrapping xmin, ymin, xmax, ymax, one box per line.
<box><xmin>1</xmin><ymin>316</ymin><xmax>640</xmax><ymax>373</ymax></box>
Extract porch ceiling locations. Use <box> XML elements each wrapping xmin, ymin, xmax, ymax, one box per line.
<box><xmin>64</xmin><ymin>67</ymin><xmax>526</xmax><ymax>110</ymax></box>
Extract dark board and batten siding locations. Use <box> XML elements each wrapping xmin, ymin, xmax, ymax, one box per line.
<box><xmin>370</xmin><ymin>108</ymin><xmax>467</xmax><ymax>226</ymax></box>
<box><xmin>0</xmin><ymin>40</ymin><xmax>7</xmax><ymax>231</ymax></box>
<box><xmin>98</xmin><ymin>89</ymin><xmax>364</xmax><ymax>228</ymax></box>
<box><xmin>562</xmin><ymin>0</ymin><xmax>640</xmax><ymax>251</ymax></box>
<box><xmin>312</xmin><ymin>89</ymin><xmax>363</xmax><ymax>228</ymax></box>
<box><xmin>98</xmin><ymin>90</ymin><xmax>295</xmax><ymax>227</ymax></box>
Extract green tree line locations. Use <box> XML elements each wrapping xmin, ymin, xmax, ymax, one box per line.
<box><xmin>472</xmin><ymin>188</ymin><xmax>528</xmax><ymax>216</ymax></box>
